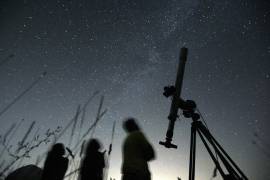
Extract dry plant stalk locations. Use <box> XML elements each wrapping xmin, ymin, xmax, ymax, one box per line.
<box><xmin>0</xmin><ymin>126</ymin><xmax>61</xmax><ymax>178</ymax></box>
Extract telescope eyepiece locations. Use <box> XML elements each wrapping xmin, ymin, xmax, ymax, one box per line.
<box><xmin>159</xmin><ymin>139</ymin><xmax>178</xmax><ymax>149</ymax></box>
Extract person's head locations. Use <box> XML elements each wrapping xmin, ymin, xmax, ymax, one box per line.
<box><xmin>50</xmin><ymin>143</ymin><xmax>65</xmax><ymax>157</ymax></box>
<box><xmin>123</xmin><ymin>117</ymin><xmax>140</xmax><ymax>133</ymax></box>
<box><xmin>85</xmin><ymin>138</ymin><xmax>101</xmax><ymax>155</ymax></box>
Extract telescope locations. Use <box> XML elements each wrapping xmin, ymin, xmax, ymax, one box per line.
<box><xmin>159</xmin><ymin>47</ymin><xmax>248</xmax><ymax>180</ymax></box>
<box><xmin>159</xmin><ymin>47</ymin><xmax>189</xmax><ymax>149</ymax></box>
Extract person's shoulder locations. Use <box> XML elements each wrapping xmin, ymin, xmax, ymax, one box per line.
<box><xmin>130</xmin><ymin>130</ymin><xmax>142</xmax><ymax>135</ymax></box>
<box><xmin>128</xmin><ymin>131</ymin><xmax>146</xmax><ymax>140</ymax></box>
<box><xmin>126</xmin><ymin>131</ymin><xmax>138</xmax><ymax>137</ymax></box>
<box><xmin>133</xmin><ymin>131</ymin><xmax>145</xmax><ymax>137</ymax></box>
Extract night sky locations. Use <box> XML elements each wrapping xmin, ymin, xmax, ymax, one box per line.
<box><xmin>0</xmin><ymin>0</ymin><xmax>269</xmax><ymax>180</ymax></box>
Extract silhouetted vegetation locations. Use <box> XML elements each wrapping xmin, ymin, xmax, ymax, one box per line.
<box><xmin>0</xmin><ymin>92</ymin><xmax>108</xmax><ymax>180</ymax></box>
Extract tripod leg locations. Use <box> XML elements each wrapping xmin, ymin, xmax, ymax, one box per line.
<box><xmin>189</xmin><ymin>123</ymin><xmax>197</xmax><ymax>180</ymax></box>
<box><xmin>198</xmin><ymin>122</ymin><xmax>247</xmax><ymax>180</ymax></box>
<box><xmin>206</xmin><ymin>130</ymin><xmax>247</xmax><ymax>179</ymax></box>
<box><xmin>196</xmin><ymin>129</ymin><xmax>226</xmax><ymax>178</ymax></box>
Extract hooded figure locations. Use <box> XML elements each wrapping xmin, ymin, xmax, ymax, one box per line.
<box><xmin>79</xmin><ymin>139</ymin><xmax>105</xmax><ymax>180</ymax></box>
<box><xmin>121</xmin><ymin>118</ymin><xmax>155</xmax><ymax>180</ymax></box>
<box><xmin>41</xmin><ymin>143</ymin><xmax>68</xmax><ymax>180</ymax></box>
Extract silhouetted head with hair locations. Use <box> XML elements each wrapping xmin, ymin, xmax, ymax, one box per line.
<box><xmin>50</xmin><ymin>143</ymin><xmax>65</xmax><ymax>157</ymax></box>
<box><xmin>123</xmin><ymin>117</ymin><xmax>140</xmax><ymax>133</ymax></box>
<box><xmin>42</xmin><ymin>143</ymin><xmax>69</xmax><ymax>180</ymax></box>
<box><xmin>85</xmin><ymin>138</ymin><xmax>101</xmax><ymax>155</ymax></box>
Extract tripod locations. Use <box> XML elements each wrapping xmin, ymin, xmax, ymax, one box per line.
<box><xmin>185</xmin><ymin>108</ymin><xmax>248</xmax><ymax>180</ymax></box>
<box><xmin>159</xmin><ymin>47</ymin><xmax>248</xmax><ymax>180</ymax></box>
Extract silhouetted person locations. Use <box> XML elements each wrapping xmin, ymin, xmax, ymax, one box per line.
<box><xmin>79</xmin><ymin>138</ymin><xmax>105</xmax><ymax>180</ymax></box>
<box><xmin>121</xmin><ymin>118</ymin><xmax>155</xmax><ymax>180</ymax></box>
<box><xmin>41</xmin><ymin>143</ymin><xmax>68</xmax><ymax>180</ymax></box>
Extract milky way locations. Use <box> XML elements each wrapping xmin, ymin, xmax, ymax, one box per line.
<box><xmin>0</xmin><ymin>0</ymin><xmax>269</xmax><ymax>180</ymax></box>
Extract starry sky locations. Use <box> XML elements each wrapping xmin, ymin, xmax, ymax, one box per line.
<box><xmin>0</xmin><ymin>0</ymin><xmax>269</xmax><ymax>180</ymax></box>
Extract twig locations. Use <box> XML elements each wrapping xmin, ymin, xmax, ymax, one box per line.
<box><xmin>16</xmin><ymin>121</ymin><xmax>36</xmax><ymax>153</ymax></box>
<box><xmin>78</xmin><ymin>91</ymin><xmax>99</xmax><ymax>142</ymax></box>
<box><xmin>69</xmin><ymin>105</ymin><xmax>81</xmax><ymax>146</ymax></box>
<box><xmin>0</xmin><ymin>72</ymin><xmax>47</xmax><ymax>119</ymax></box>
<box><xmin>0</xmin><ymin>127</ymin><xmax>61</xmax><ymax>177</ymax></box>
<box><xmin>3</xmin><ymin>123</ymin><xmax>16</xmax><ymax>144</ymax></box>
<box><xmin>53</xmin><ymin>106</ymin><xmax>82</xmax><ymax>144</ymax></box>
